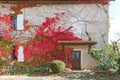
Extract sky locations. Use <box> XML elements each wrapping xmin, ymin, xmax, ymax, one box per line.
<box><xmin>109</xmin><ymin>0</ymin><xmax>120</xmax><ymax>41</ymax></box>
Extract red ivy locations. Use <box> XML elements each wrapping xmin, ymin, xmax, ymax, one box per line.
<box><xmin>15</xmin><ymin>12</ymin><xmax>82</xmax><ymax>68</ymax></box>
<box><xmin>0</xmin><ymin>13</ymin><xmax>13</xmax><ymax>40</ymax></box>
<box><xmin>0</xmin><ymin>12</ymin><xmax>82</xmax><ymax>68</ymax></box>
<box><xmin>0</xmin><ymin>13</ymin><xmax>13</xmax><ymax>58</ymax></box>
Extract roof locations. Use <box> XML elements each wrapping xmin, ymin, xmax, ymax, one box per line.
<box><xmin>58</xmin><ymin>41</ymin><xmax>97</xmax><ymax>45</ymax></box>
<box><xmin>0</xmin><ymin>0</ymin><xmax>112</xmax><ymax>4</ymax></box>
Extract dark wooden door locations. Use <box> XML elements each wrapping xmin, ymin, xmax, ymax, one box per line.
<box><xmin>72</xmin><ymin>51</ymin><xmax>81</xmax><ymax>70</ymax></box>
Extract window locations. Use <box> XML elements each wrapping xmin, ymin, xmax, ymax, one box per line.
<box><xmin>72</xmin><ymin>51</ymin><xmax>81</xmax><ymax>60</ymax></box>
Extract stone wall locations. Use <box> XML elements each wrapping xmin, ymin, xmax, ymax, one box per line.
<box><xmin>0</xmin><ymin>3</ymin><xmax>109</xmax><ymax>49</ymax></box>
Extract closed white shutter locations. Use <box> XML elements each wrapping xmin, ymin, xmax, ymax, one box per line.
<box><xmin>18</xmin><ymin>46</ymin><xmax>24</xmax><ymax>62</ymax></box>
<box><xmin>17</xmin><ymin>14</ymin><xmax>24</xmax><ymax>30</ymax></box>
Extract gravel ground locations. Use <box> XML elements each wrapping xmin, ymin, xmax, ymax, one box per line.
<box><xmin>0</xmin><ymin>70</ymin><xmax>119</xmax><ymax>80</ymax></box>
<box><xmin>0</xmin><ymin>70</ymin><xmax>92</xmax><ymax>80</ymax></box>
<box><xmin>0</xmin><ymin>76</ymin><xmax>67</xmax><ymax>80</ymax></box>
<box><xmin>0</xmin><ymin>70</ymin><xmax>83</xmax><ymax>80</ymax></box>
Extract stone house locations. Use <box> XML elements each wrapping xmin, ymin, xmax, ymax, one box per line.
<box><xmin>0</xmin><ymin>0</ymin><xmax>112</xmax><ymax>69</ymax></box>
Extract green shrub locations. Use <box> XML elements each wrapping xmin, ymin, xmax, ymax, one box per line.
<box><xmin>30</xmin><ymin>64</ymin><xmax>50</xmax><ymax>75</ymax></box>
<box><xmin>50</xmin><ymin>60</ymin><xmax>65</xmax><ymax>74</ymax></box>
<box><xmin>90</xmin><ymin>48</ymin><xmax>104</xmax><ymax>61</ymax></box>
<box><xmin>90</xmin><ymin>45</ymin><xmax>119</xmax><ymax>71</ymax></box>
<box><xmin>0</xmin><ymin>59</ymin><xmax>8</xmax><ymax>67</ymax></box>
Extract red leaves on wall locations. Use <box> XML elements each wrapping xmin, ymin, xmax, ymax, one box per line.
<box><xmin>3</xmin><ymin>14</ymin><xmax>12</xmax><ymax>25</ymax></box>
<box><xmin>18</xmin><ymin>12</ymin><xmax>82</xmax><ymax>68</ymax></box>
<box><xmin>0</xmin><ymin>14</ymin><xmax>12</xmax><ymax>25</ymax></box>
<box><xmin>0</xmin><ymin>13</ymin><xmax>13</xmax><ymax>40</ymax></box>
<box><xmin>0</xmin><ymin>28</ymin><xmax>12</xmax><ymax>40</ymax></box>
<box><xmin>0</xmin><ymin>48</ymin><xmax>5</xmax><ymax>57</ymax></box>
<box><xmin>0</xmin><ymin>13</ymin><xmax>14</xmax><ymax>59</ymax></box>
<box><xmin>0</xmin><ymin>12</ymin><xmax>82</xmax><ymax>68</ymax></box>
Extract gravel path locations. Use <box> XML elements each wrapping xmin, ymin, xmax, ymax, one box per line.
<box><xmin>0</xmin><ymin>70</ymin><xmax>118</xmax><ymax>80</ymax></box>
<box><xmin>0</xmin><ymin>76</ymin><xmax>67</xmax><ymax>80</ymax></box>
<box><xmin>0</xmin><ymin>70</ymin><xmax>86</xmax><ymax>80</ymax></box>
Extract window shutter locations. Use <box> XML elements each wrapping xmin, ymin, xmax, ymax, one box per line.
<box><xmin>17</xmin><ymin>14</ymin><xmax>24</xmax><ymax>30</ymax></box>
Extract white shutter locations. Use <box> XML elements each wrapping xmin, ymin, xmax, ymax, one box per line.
<box><xmin>17</xmin><ymin>14</ymin><xmax>24</xmax><ymax>30</ymax></box>
<box><xmin>18</xmin><ymin>46</ymin><xmax>24</xmax><ymax>62</ymax></box>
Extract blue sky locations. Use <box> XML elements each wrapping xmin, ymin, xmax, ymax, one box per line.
<box><xmin>109</xmin><ymin>0</ymin><xmax>120</xmax><ymax>41</ymax></box>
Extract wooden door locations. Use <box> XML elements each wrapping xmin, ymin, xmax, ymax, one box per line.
<box><xmin>72</xmin><ymin>51</ymin><xmax>81</xmax><ymax>70</ymax></box>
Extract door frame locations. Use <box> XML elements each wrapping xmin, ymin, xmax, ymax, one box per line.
<box><xmin>72</xmin><ymin>49</ymin><xmax>82</xmax><ymax>70</ymax></box>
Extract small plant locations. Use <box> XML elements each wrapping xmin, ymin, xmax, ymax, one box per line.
<box><xmin>50</xmin><ymin>60</ymin><xmax>65</xmax><ymax>74</ymax></box>
<box><xmin>0</xmin><ymin>59</ymin><xmax>8</xmax><ymax>66</ymax></box>
<box><xmin>0</xmin><ymin>38</ymin><xmax>13</xmax><ymax>59</ymax></box>
<box><xmin>0</xmin><ymin>59</ymin><xmax>8</xmax><ymax>71</ymax></box>
<box><xmin>29</xmin><ymin>65</ymin><xmax>50</xmax><ymax>75</ymax></box>
<box><xmin>90</xmin><ymin>48</ymin><xmax>104</xmax><ymax>61</ymax></box>
<box><xmin>90</xmin><ymin>44</ymin><xmax>119</xmax><ymax>71</ymax></box>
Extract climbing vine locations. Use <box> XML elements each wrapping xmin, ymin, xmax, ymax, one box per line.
<box><xmin>14</xmin><ymin>12</ymin><xmax>82</xmax><ymax>68</ymax></box>
<box><xmin>0</xmin><ymin>12</ymin><xmax>82</xmax><ymax>68</ymax></box>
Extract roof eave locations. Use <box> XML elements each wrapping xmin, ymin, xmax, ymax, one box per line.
<box><xmin>0</xmin><ymin>0</ymin><xmax>112</xmax><ymax>4</ymax></box>
<box><xmin>58</xmin><ymin>41</ymin><xmax>97</xmax><ymax>45</ymax></box>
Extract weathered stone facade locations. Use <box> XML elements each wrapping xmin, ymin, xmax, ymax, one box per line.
<box><xmin>0</xmin><ymin>3</ymin><xmax>109</xmax><ymax>49</ymax></box>
<box><xmin>0</xmin><ymin>3</ymin><xmax>109</xmax><ymax>69</ymax></box>
<box><xmin>22</xmin><ymin>4</ymin><xmax>109</xmax><ymax>49</ymax></box>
